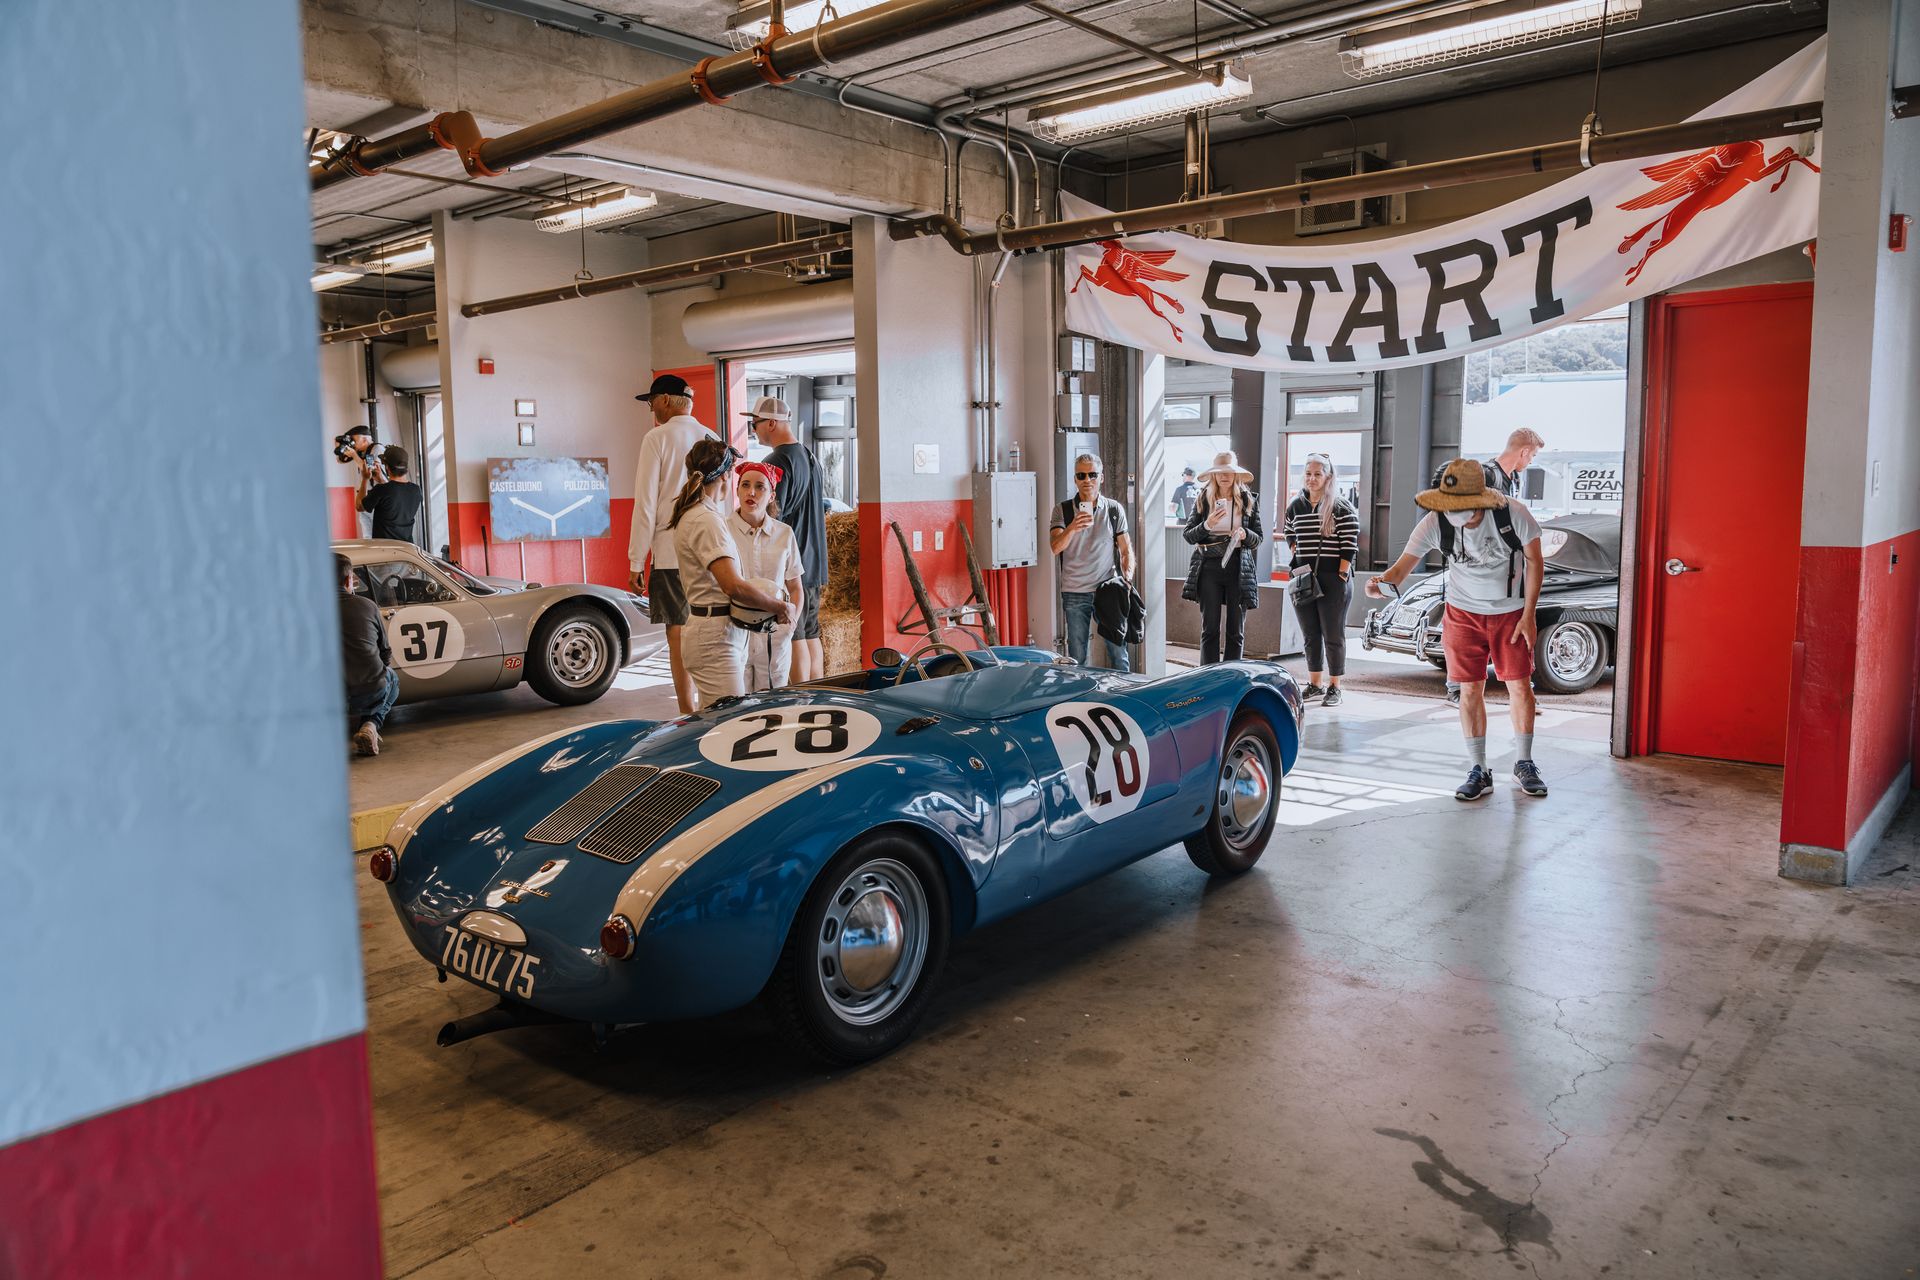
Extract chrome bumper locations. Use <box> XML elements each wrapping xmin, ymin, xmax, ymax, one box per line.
<box><xmin>1362</xmin><ymin>609</ymin><xmax>1441</xmax><ymax>662</ymax></box>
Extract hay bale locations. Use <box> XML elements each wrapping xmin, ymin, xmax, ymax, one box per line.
<box><xmin>819</xmin><ymin>510</ymin><xmax>863</xmax><ymax>673</ymax></box>
<box><xmin>822</xmin><ymin>511</ymin><xmax>860</xmax><ymax>613</ymax></box>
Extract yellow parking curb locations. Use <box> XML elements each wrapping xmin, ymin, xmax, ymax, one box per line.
<box><xmin>351</xmin><ymin>803</ymin><xmax>411</xmax><ymax>850</ymax></box>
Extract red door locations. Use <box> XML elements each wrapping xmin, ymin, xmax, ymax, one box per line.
<box><xmin>1634</xmin><ymin>284</ymin><xmax>1811</xmax><ymax>764</ymax></box>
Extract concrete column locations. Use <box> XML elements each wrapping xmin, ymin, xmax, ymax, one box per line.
<box><xmin>1139</xmin><ymin>354</ymin><xmax>1168</xmax><ymax>676</ymax></box>
<box><xmin>0</xmin><ymin>0</ymin><xmax>380</xmax><ymax>1269</ymax></box>
<box><xmin>1780</xmin><ymin>0</ymin><xmax>1920</xmax><ymax>882</ymax></box>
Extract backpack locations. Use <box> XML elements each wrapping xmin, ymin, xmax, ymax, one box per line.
<box><xmin>1435</xmin><ymin>505</ymin><xmax>1526</xmax><ymax>596</ymax></box>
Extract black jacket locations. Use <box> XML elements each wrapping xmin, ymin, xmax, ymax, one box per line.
<box><xmin>1094</xmin><ymin>576</ymin><xmax>1145</xmax><ymax>647</ymax></box>
<box><xmin>1181</xmin><ymin>488</ymin><xmax>1262</xmax><ymax>610</ymax></box>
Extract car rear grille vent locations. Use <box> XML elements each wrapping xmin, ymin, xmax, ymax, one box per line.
<box><xmin>577</xmin><ymin>770</ymin><xmax>723</xmax><ymax>864</ymax></box>
<box><xmin>525</xmin><ymin>763</ymin><xmax>659</xmax><ymax>845</ymax></box>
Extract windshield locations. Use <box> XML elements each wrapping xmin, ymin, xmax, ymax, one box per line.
<box><xmin>433</xmin><ymin>556</ymin><xmax>496</xmax><ymax>596</ymax></box>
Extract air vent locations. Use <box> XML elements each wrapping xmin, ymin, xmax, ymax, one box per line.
<box><xmin>525</xmin><ymin>763</ymin><xmax>658</xmax><ymax>845</ymax></box>
<box><xmin>577</xmin><ymin>770</ymin><xmax>724</xmax><ymax>865</ymax></box>
<box><xmin>1295</xmin><ymin>147</ymin><xmax>1403</xmax><ymax>237</ymax></box>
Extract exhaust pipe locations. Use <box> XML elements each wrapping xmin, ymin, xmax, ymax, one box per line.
<box><xmin>437</xmin><ymin>1001</ymin><xmax>570</xmax><ymax>1047</ymax></box>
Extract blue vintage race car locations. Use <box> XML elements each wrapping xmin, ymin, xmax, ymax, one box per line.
<box><xmin>369</xmin><ymin>642</ymin><xmax>1303</xmax><ymax>1063</ymax></box>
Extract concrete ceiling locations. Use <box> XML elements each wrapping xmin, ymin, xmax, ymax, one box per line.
<box><xmin>306</xmin><ymin>0</ymin><xmax>1825</xmax><ymax>264</ymax></box>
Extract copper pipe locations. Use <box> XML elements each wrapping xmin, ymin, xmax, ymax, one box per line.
<box><xmin>320</xmin><ymin>311</ymin><xmax>437</xmax><ymax>345</ymax></box>
<box><xmin>312</xmin><ymin>0</ymin><xmax>1033</xmax><ymax>191</ymax></box>
<box><xmin>893</xmin><ymin>99</ymin><xmax>1829</xmax><ymax>254</ymax></box>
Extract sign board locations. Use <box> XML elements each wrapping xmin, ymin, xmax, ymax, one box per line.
<box><xmin>1064</xmin><ymin>39</ymin><xmax>1826</xmax><ymax>373</ymax></box>
<box><xmin>1571</xmin><ymin>467</ymin><xmax>1625</xmax><ymax>503</ymax></box>
<box><xmin>487</xmin><ymin>456</ymin><xmax>611</xmax><ymax>542</ymax></box>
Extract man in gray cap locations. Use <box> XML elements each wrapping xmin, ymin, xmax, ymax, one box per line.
<box><xmin>744</xmin><ymin>395</ymin><xmax>829</xmax><ymax>683</ymax></box>
<box><xmin>631</xmin><ymin>372</ymin><xmax>717</xmax><ymax>713</ymax></box>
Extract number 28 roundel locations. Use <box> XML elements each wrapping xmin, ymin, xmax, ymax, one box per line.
<box><xmin>1045</xmin><ymin>702</ymin><xmax>1150</xmax><ymax>822</ymax></box>
<box><xmin>699</xmin><ymin>706</ymin><xmax>884</xmax><ymax>772</ymax></box>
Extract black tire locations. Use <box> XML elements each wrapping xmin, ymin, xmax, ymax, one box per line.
<box><xmin>1532</xmin><ymin>619</ymin><xmax>1609</xmax><ymax>695</ymax></box>
<box><xmin>1427</xmin><ymin>656</ymin><xmax>1449</xmax><ymax>671</ymax></box>
<box><xmin>1185</xmin><ymin>709</ymin><xmax>1282</xmax><ymax>876</ymax></box>
<box><xmin>524</xmin><ymin>604</ymin><xmax>620</xmax><ymax>705</ymax></box>
<box><xmin>767</xmin><ymin>833</ymin><xmax>951</xmax><ymax>1065</ymax></box>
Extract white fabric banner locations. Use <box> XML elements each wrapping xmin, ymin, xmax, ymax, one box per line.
<box><xmin>1063</xmin><ymin>38</ymin><xmax>1825</xmax><ymax>372</ymax></box>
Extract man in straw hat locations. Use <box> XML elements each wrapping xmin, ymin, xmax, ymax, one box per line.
<box><xmin>1367</xmin><ymin>458</ymin><xmax>1548</xmax><ymax>801</ymax></box>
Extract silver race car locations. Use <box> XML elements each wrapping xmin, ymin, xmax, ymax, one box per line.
<box><xmin>334</xmin><ymin>539</ymin><xmax>649</xmax><ymax>707</ymax></box>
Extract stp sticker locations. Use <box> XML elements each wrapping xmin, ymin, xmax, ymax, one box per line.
<box><xmin>1045</xmin><ymin>701</ymin><xmax>1150</xmax><ymax>822</ymax></box>
<box><xmin>386</xmin><ymin>606</ymin><xmax>467</xmax><ymax>678</ymax></box>
<box><xmin>504</xmin><ymin>655</ymin><xmax>524</xmax><ymax>670</ymax></box>
<box><xmin>698</xmin><ymin>706</ymin><xmax>883</xmax><ymax>772</ymax></box>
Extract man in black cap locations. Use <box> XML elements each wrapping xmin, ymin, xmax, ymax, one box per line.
<box><xmin>630</xmin><ymin>372</ymin><xmax>717</xmax><ymax>713</ymax></box>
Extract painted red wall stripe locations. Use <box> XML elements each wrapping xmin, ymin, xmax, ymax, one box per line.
<box><xmin>0</xmin><ymin>1034</ymin><xmax>382</xmax><ymax>1280</ymax></box>
<box><xmin>326</xmin><ymin>486</ymin><xmax>359</xmax><ymax>540</ymax></box>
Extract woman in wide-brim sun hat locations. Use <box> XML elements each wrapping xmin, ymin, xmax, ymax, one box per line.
<box><xmin>1180</xmin><ymin>451</ymin><xmax>1261</xmax><ymax>666</ymax></box>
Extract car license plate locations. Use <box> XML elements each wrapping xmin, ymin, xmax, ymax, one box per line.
<box><xmin>440</xmin><ymin>926</ymin><xmax>540</xmax><ymax>998</ymax></box>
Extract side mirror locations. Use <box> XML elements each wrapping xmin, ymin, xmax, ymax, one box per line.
<box><xmin>872</xmin><ymin>646</ymin><xmax>904</xmax><ymax>668</ymax></box>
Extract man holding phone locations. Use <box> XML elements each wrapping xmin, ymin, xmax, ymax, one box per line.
<box><xmin>1049</xmin><ymin>452</ymin><xmax>1134</xmax><ymax>671</ymax></box>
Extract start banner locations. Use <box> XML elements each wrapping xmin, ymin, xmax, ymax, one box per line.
<box><xmin>1063</xmin><ymin>38</ymin><xmax>1825</xmax><ymax>373</ymax></box>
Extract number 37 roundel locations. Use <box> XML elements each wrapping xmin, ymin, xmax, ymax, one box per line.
<box><xmin>1045</xmin><ymin>702</ymin><xmax>1150</xmax><ymax>822</ymax></box>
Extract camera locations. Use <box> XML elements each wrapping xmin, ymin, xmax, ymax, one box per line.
<box><xmin>333</xmin><ymin>430</ymin><xmax>368</xmax><ymax>463</ymax></box>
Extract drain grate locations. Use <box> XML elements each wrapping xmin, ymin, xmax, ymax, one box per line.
<box><xmin>577</xmin><ymin>770</ymin><xmax>723</xmax><ymax>864</ymax></box>
<box><xmin>525</xmin><ymin>763</ymin><xmax>659</xmax><ymax>845</ymax></box>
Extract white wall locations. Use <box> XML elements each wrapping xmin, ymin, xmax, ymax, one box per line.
<box><xmin>316</xmin><ymin>339</ymin><xmax>399</xmax><ymax>486</ymax></box>
<box><xmin>1803</xmin><ymin>0</ymin><xmax>1920</xmax><ymax>548</ymax></box>
<box><xmin>434</xmin><ymin>215</ymin><xmax>654</xmax><ymax>506</ymax></box>
<box><xmin>1</xmin><ymin>0</ymin><xmax>365</xmax><ymax>1142</ymax></box>
<box><xmin>648</xmin><ymin>214</ymin><xmax>817</xmax><ymax>370</ymax></box>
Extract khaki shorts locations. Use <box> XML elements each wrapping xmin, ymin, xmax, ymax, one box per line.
<box><xmin>647</xmin><ymin>567</ymin><xmax>689</xmax><ymax>626</ymax></box>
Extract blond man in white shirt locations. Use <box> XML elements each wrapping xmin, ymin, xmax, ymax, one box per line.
<box><xmin>630</xmin><ymin>373</ymin><xmax>717</xmax><ymax>714</ymax></box>
<box><xmin>729</xmin><ymin>460</ymin><xmax>805</xmax><ymax>691</ymax></box>
<box><xmin>667</xmin><ymin>438</ymin><xmax>793</xmax><ymax>706</ymax></box>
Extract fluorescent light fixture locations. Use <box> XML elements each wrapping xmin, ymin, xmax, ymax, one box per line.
<box><xmin>371</xmin><ymin>245</ymin><xmax>436</xmax><ymax>273</ymax></box>
<box><xmin>1340</xmin><ymin>0</ymin><xmax>1643</xmax><ymax>77</ymax></box>
<box><xmin>726</xmin><ymin>0</ymin><xmax>889</xmax><ymax>43</ymax></box>
<box><xmin>310</xmin><ymin>269</ymin><xmax>365</xmax><ymax>292</ymax></box>
<box><xmin>1028</xmin><ymin>65</ymin><xmax>1253</xmax><ymax>144</ymax></box>
<box><xmin>531</xmin><ymin>187</ymin><xmax>660</xmax><ymax>233</ymax></box>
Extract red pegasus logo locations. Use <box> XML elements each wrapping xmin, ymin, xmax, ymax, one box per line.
<box><xmin>1616</xmin><ymin>142</ymin><xmax>1820</xmax><ymax>284</ymax></box>
<box><xmin>1070</xmin><ymin>240</ymin><xmax>1189</xmax><ymax>341</ymax></box>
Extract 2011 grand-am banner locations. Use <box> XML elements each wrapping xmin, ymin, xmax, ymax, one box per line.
<box><xmin>1064</xmin><ymin>38</ymin><xmax>1825</xmax><ymax>372</ymax></box>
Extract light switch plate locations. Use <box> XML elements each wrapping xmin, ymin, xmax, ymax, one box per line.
<box><xmin>912</xmin><ymin>529</ymin><xmax>923</xmax><ymax>551</ymax></box>
<box><xmin>934</xmin><ymin>530</ymin><xmax>944</xmax><ymax>550</ymax></box>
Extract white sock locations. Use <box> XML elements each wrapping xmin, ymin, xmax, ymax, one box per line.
<box><xmin>1515</xmin><ymin>732</ymin><xmax>1534</xmax><ymax>762</ymax></box>
<box><xmin>1467</xmin><ymin>736</ymin><xmax>1487</xmax><ymax>769</ymax></box>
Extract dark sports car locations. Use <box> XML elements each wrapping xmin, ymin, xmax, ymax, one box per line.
<box><xmin>1361</xmin><ymin>513</ymin><xmax>1620</xmax><ymax>694</ymax></box>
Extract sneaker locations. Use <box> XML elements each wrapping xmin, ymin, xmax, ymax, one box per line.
<box><xmin>1513</xmin><ymin>759</ymin><xmax>1548</xmax><ymax>797</ymax></box>
<box><xmin>1321</xmin><ymin>686</ymin><xmax>1344</xmax><ymax>707</ymax></box>
<box><xmin>1301</xmin><ymin>684</ymin><xmax>1327</xmax><ymax>702</ymax></box>
<box><xmin>1445</xmin><ymin>684</ymin><xmax>1462</xmax><ymax>707</ymax></box>
<box><xmin>1455</xmin><ymin>766</ymin><xmax>1494</xmax><ymax>801</ymax></box>
<box><xmin>352</xmin><ymin>723</ymin><xmax>380</xmax><ymax>757</ymax></box>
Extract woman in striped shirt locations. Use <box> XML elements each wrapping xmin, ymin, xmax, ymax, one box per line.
<box><xmin>1283</xmin><ymin>453</ymin><xmax>1361</xmax><ymax>706</ymax></box>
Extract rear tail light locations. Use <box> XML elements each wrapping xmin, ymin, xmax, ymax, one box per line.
<box><xmin>366</xmin><ymin>845</ymin><xmax>397</xmax><ymax>882</ymax></box>
<box><xmin>600</xmin><ymin>914</ymin><xmax>637</xmax><ymax>960</ymax></box>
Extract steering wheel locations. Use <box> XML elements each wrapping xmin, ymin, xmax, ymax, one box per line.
<box><xmin>382</xmin><ymin>573</ymin><xmax>405</xmax><ymax>606</ymax></box>
<box><xmin>892</xmin><ymin>639</ymin><xmax>979</xmax><ymax>686</ymax></box>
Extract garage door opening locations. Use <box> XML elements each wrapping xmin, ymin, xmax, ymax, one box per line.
<box><xmin>731</xmin><ymin>346</ymin><xmax>859</xmax><ymax>510</ymax></box>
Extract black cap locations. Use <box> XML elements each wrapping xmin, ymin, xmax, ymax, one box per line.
<box><xmin>636</xmin><ymin>373</ymin><xmax>692</xmax><ymax>403</ymax></box>
<box><xmin>347</xmin><ymin>424</ymin><xmax>373</xmax><ymax>438</ymax></box>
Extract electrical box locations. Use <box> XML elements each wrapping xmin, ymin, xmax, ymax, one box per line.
<box><xmin>972</xmin><ymin>470</ymin><xmax>1037</xmax><ymax>569</ymax></box>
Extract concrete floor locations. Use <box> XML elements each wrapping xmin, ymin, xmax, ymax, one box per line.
<box><xmin>351</xmin><ymin>655</ymin><xmax>1920</xmax><ymax>1279</ymax></box>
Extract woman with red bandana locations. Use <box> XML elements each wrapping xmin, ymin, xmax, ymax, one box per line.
<box><xmin>729</xmin><ymin>460</ymin><xmax>805</xmax><ymax>690</ymax></box>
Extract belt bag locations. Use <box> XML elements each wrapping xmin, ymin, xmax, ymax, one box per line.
<box><xmin>1288</xmin><ymin>556</ymin><xmax>1324</xmax><ymax>608</ymax></box>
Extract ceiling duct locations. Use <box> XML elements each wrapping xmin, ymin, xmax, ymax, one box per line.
<box><xmin>380</xmin><ymin>344</ymin><xmax>442</xmax><ymax>391</ymax></box>
<box><xmin>681</xmin><ymin>279</ymin><xmax>856</xmax><ymax>354</ymax></box>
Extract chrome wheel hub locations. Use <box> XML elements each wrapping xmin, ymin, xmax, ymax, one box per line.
<box><xmin>1217</xmin><ymin>735</ymin><xmax>1273</xmax><ymax>851</ymax></box>
<box><xmin>1546</xmin><ymin>623</ymin><xmax>1600</xmax><ymax>682</ymax></box>
<box><xmin>815</xmin><ymin>858</ymin><xmax>928</xmax><ymax>1026</ymax></box>
<box><xmin>549</xmin><ymin>621</ymin><xmax>608</xmax><ymax>687</ymax></box>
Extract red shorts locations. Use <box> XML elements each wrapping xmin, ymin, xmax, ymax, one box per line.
<box><xmin>1442</xmin><ymin>604</ymin><xmax>1532</xmax><ymax>684</ymax></box>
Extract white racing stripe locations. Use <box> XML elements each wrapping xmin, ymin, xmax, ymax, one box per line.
<box><xmin>611</xmin><ymin>755</ymin><xmax>906</xmax><ymax>934</ymax></box>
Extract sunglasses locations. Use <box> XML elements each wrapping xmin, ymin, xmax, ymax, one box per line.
<box><xmin>1075</xmin><ymin>470</ymin><xmax>1100</xmax><ymax>480</ymax></box>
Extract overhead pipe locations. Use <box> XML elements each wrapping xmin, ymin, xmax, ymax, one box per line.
<box><xmin>892</xmin><ymin>97</ymin><xmax>1832</xmax><ymax>255</ymax></box>
<box><xmin>1023</xmin><ymin>1</ymin><xmax>1220</xmax><ymax>85</ymax></box>
<box><xmin>312</xmin><ymin>0</ymin><xmax>1037</xmax><ymax>192</ymax></box>
<box><xmin>463</xmin><ymin>230</ymin><xmax>851</xmax><ymax>316</ymax></box>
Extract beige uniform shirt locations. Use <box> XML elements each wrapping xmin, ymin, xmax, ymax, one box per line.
<box><xmin>727</xmin><ymin>511</ymin><xmax>803</xmax><ymax>595</ymax></box>
<box><xmin>672</xmin><ymin>497</ymin><xmax>738</xmax><ymax>608</ymax></box>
